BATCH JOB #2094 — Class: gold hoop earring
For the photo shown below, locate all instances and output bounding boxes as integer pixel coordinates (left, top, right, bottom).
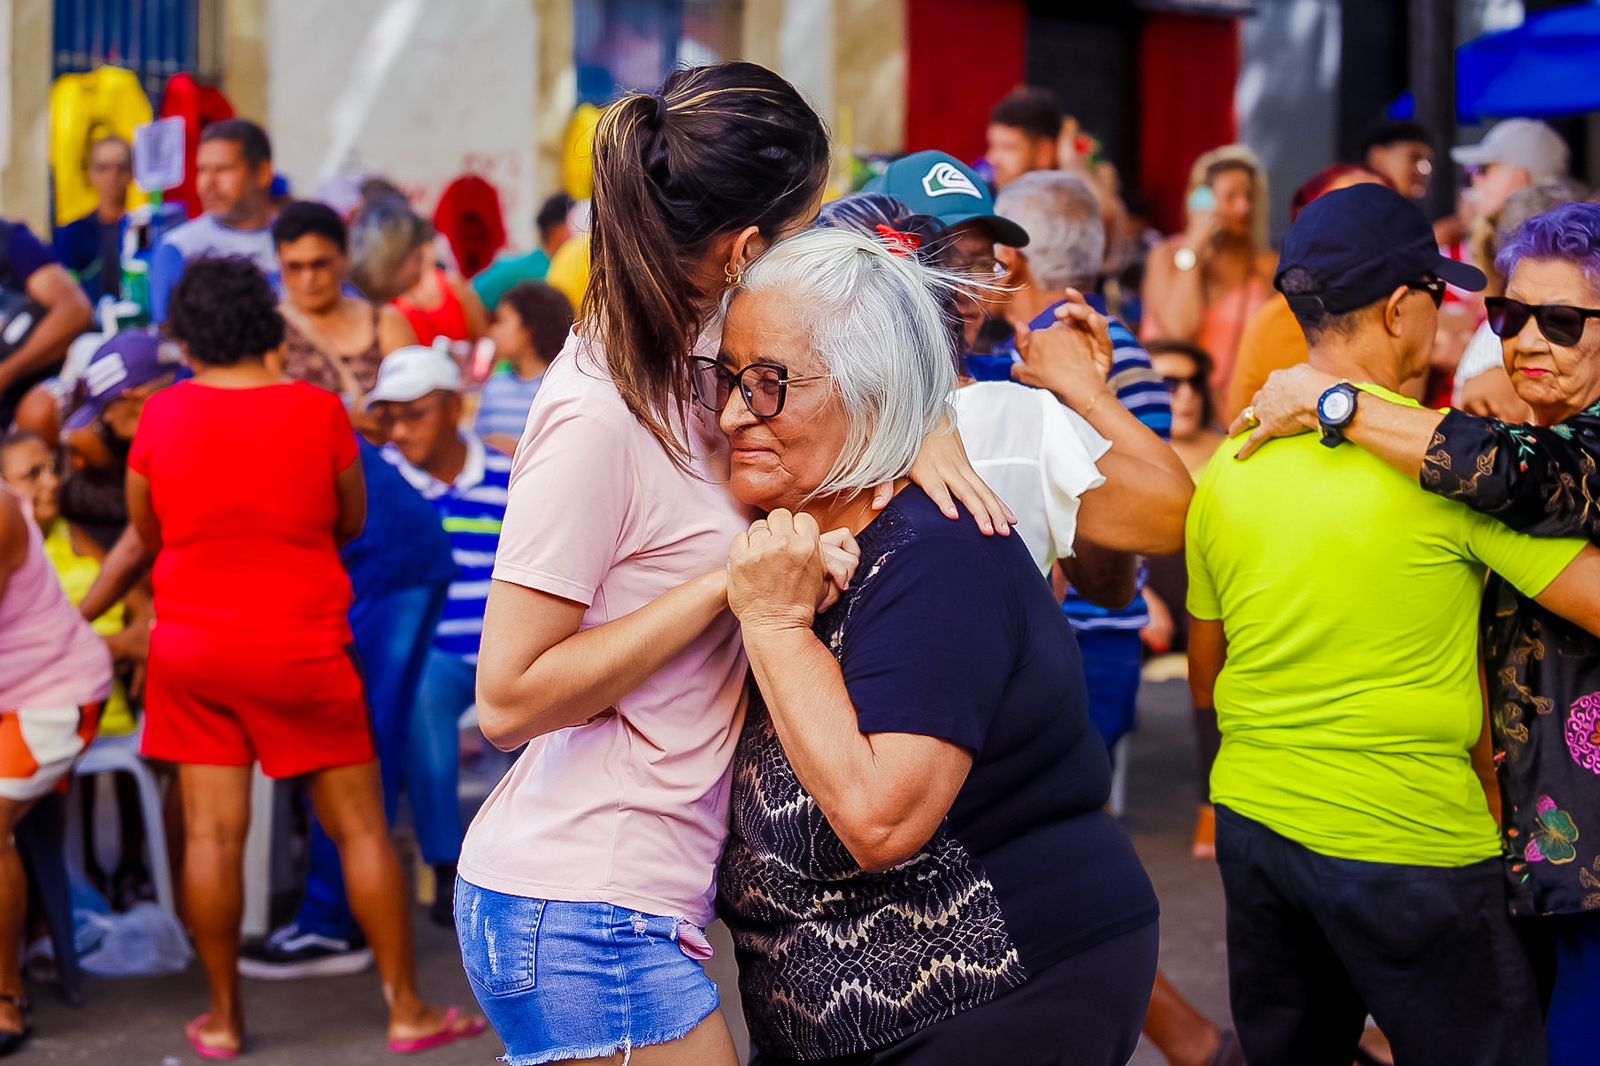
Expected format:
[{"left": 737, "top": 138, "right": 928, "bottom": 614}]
[{"left": 724, "top": 261, "right": 744, "bottom": 286}]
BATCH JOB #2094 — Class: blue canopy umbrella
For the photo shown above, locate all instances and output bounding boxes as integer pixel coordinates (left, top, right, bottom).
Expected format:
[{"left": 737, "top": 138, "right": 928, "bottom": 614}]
[{"left": 1458, "top": 2, "right": 1600, "bottom": 122}]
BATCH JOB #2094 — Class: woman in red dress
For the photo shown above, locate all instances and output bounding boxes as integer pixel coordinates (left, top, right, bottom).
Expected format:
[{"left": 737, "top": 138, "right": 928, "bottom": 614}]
[{"left": 128, "top": 257, "right": 482, "bottom": 1058}]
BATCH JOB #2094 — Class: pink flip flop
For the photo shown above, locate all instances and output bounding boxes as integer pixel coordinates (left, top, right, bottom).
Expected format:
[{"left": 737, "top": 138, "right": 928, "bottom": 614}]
[
  {"left": 185, "top": 1014, "right": 242, "bottom": 1060},
  {"left": 388, "top": 1007, "right": 487, "bottom": 1055}
]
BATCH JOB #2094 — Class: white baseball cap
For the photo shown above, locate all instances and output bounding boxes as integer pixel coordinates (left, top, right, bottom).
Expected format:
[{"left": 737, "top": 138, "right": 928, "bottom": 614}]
[
  {"left": 365, "top": 345, "right": 462, "bottom": 405},
  {"left": 1451, "top": 119, "right": 1570, "bottom": 179}
]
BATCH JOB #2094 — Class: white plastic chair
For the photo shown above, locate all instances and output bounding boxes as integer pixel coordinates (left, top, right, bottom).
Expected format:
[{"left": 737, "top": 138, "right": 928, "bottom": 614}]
[{"left": 67, "top": 732, "right": 176, "bottom": 917}]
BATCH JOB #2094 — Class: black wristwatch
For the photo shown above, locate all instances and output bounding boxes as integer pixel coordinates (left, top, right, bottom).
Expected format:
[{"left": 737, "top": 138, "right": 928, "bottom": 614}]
[{"left": 1317, "top": 383, "right": 1360, "bottom": 448}]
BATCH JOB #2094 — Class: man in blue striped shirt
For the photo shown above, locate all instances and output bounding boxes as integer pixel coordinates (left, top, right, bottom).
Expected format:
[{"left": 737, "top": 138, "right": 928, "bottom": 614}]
[
  {"left": 368, "top": 345, "right": 512, "bottom": 924},
  {"left": 993, "top": 172, "right": 1173, "bottom": 752}
]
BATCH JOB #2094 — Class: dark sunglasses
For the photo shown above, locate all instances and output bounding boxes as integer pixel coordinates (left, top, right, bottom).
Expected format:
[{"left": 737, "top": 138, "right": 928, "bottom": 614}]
[
  {"left": 689, "top": 356, "right": 829, "bottom": 419},
  {"left": 1485, "top": 296, "right": 1600, "bottom": 347},
  {"left": 1406, "top": 276, "right": 1446, "bottom": 308},
  {"left": 1162, "top": 372, "right": 1206, "bottom": 393}
]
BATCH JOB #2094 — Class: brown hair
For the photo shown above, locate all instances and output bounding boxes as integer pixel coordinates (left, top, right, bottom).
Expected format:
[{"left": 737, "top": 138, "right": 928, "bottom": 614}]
[
  {"left": 588, "top": 61, "right": 830, "bottom": 464},
  {"left": 501, "top": 282, "right": 575, "bottom": 364}
]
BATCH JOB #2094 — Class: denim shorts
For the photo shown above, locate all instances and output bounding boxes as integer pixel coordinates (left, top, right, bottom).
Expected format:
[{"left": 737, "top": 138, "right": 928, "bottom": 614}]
[{"left": 455, "top": 880, "right": 721, "bottom": 1065}]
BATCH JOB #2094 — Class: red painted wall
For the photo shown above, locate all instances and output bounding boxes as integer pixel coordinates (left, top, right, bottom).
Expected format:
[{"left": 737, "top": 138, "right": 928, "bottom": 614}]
[
  {"left": 1138, "top": 12, "right": 1242, "bottom": 235},
  {"left": 904, "top": 0, "right": 1027, "bottom": 164}
]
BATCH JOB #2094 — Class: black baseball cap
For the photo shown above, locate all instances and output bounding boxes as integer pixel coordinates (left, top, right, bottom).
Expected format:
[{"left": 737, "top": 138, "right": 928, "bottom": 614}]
[
  {"left": 864, "top": 151, "right": 1030, "bottom": 248},
  {"left": 1276, "top": 183, "right": 1485, "bottom": 314}
]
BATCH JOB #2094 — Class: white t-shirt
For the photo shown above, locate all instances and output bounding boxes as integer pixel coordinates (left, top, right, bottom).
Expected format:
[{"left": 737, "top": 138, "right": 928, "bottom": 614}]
[
  {"left": 1452, "top": 320, "right": 1503, "bottom": 404},
  {"left": 949, "top": 381, "right": 1109, "bottom": 576}
]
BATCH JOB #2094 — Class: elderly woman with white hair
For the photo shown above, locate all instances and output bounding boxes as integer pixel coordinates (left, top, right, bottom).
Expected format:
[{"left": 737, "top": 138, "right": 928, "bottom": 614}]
[{"left": 709, "top": 228, "right": 1160, "bottom": 1066}]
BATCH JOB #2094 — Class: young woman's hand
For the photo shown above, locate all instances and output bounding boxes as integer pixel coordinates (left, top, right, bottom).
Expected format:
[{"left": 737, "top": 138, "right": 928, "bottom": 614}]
[
  {"left": 817, "top": 527, "right": 861, "bottom": 614},
  {"left": 884, "top": 425, "right": 1016, "bottom": 535}
]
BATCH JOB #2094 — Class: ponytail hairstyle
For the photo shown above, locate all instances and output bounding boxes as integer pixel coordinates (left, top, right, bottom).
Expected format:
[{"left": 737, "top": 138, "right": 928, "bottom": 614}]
[{"left": 588, "top": 61, "right": 830, "bottom": 464}]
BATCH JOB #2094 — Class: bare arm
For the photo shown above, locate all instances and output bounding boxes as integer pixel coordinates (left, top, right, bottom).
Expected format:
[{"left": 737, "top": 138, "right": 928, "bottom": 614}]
[
  {"left": 0, "top": 265, "right": 92, "bottom": 392},
  {"left": 1534, "top": 546, "right": 1600, "bottom": 639},
  {"left": 1232, "top": 363, "right": 1445, "bottom": 474},
  {"left": 1188, "top": 616, "right": 1226, "bottom": 713},
  {"left": 455, "top": 278, "right": 490, "bottom": 343},
  {"left": 473, "top": 572, "right": 734, "bottom": 751},
  {"left": 0, "top": 494, "right": 27, "bottom": 606},
  {"left": 1142, "top": 235, "right": 1209, "bottom": 342},
  {"left": 1012, "top": 295, "right": 1193, "bottom": 555},
  {"left": 1060, "top": 540, "right": 1137, "bottom": 611},
  {"left": 730, "top": 510, "right": 973, "bottom": 872},
  {"left": 376, "top": 304, "right": 419, "bottom": 355},
  {"left": 333, "top": 458, "right": 367, "bottom": 547},
  {"left": 79, "top": 522, "right": 155, "bottom": 621}
]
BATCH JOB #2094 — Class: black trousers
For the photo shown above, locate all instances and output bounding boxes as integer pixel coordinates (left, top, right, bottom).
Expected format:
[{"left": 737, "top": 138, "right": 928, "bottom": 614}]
[
  {"left": 750, "top": 920, "right": 1159, "bottom": 1066},
  {"left": 1215, "top": 804, "right": 1546, "bottom": 1066}
]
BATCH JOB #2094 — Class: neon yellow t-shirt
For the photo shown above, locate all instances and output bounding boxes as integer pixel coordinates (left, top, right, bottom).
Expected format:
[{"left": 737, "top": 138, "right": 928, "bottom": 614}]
[{"left": 1186, "top": 386, "right": 1587, "bottom": 867}]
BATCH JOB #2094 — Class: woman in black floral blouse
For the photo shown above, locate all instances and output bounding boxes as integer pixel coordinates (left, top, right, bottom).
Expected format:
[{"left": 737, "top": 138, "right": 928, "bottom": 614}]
[{"left": 1234, "top": 201, "right": 1600, "bottom": 1066}]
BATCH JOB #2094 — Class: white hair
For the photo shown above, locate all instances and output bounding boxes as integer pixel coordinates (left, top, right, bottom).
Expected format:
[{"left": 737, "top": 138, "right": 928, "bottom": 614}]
[
  {"left": 728, "top": 227, "right": 958, "bottom": 496},
  {"left": 995, "top": 171, "right": 1105, "bottom": 291}
]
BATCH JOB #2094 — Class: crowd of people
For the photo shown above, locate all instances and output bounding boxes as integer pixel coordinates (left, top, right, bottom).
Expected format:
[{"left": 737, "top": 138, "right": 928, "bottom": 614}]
[{"left": 0, "top": 56, "right": 1598, "bottom": 1066}]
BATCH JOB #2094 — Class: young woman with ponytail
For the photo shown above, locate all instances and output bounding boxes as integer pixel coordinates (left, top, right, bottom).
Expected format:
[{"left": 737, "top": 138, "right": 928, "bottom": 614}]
[{"left": 457, "top": 62, "right": 1011, "bottom": 1066}]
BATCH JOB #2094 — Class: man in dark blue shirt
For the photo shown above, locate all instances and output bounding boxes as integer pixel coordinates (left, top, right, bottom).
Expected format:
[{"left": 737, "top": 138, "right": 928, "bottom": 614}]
[
  {"left": 53, "top": 135, "right": 133, "bottom": 303},
  {"left": 0, "top": 220, "right": 93, "bottom": 427}
]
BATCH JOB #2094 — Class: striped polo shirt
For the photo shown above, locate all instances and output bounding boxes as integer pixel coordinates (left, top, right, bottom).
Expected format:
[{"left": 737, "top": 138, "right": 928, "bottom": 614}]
[
  {"left": 995, "top": 296, "right": 1171, "bottom": 633},
  {"left": 383, "top": 432, "right": 511, "bottom": 662}
]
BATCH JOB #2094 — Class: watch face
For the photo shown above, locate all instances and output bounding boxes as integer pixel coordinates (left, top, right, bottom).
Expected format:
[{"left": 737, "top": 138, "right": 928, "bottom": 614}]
[{"left": 1321, "top": 390, "right": 1354, "bottom": 423}]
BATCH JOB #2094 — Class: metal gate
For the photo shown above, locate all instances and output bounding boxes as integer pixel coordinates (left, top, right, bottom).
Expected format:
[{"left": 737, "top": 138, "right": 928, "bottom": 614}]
[{"left": 52, "top": 0, "right": 222, "bottom": 102}]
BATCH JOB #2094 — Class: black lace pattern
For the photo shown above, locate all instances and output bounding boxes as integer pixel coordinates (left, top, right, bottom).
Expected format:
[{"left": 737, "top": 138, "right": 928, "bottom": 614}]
[
  {"left": 1425, "top": 403, "right": 1600, "bottom": 916},
  {"left": 716, "top": 507, "right": 1026, "bottom": 1060}
]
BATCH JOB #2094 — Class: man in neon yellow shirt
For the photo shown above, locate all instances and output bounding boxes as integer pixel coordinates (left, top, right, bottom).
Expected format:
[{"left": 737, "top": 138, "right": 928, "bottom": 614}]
[{"left": 1187, "top": 183, "right": 1600, "bottom": 1066}]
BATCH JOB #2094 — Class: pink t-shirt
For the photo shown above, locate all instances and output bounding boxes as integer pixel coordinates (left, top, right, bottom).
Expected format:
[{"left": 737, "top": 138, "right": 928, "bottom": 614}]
[
  {"left": 457, "top": 332, "right": 749, "bottom": 926},
  {"left": 0, "top": 491, "right": 112, "bottom": 709}
]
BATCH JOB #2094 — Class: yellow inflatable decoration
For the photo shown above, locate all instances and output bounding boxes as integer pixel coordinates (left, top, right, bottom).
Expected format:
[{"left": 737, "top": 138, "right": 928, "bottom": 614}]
[
  {"left": 562, "top": 104, "right": 601, "bottom": 202},
  {"left": 546, "top": 233, "right": 591, "bottom": 317},
  {"left": 50, "top": 66, "right": 153, "bottom": 227}
]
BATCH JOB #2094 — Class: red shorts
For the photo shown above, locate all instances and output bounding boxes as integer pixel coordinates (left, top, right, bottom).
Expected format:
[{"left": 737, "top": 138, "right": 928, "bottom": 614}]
[{"left": 142, "top": 624, "right": 374, "bottom": 779}]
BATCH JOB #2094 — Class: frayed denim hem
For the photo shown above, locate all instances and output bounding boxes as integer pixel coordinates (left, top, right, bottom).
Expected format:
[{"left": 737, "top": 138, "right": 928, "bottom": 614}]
[{"left": 498, "top": 990, "right": 721, "bottom": 1066}]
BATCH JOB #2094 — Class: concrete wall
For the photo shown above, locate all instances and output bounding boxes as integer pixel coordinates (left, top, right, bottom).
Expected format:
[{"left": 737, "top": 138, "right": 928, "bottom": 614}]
[
  {"left": 1237, "top": 0, "right": 1341, "bottom": 242},
  {"left": 0, "top": 0, "right": 53, "bottom": 231},
  {"left": 263, "top": 0, "right": 541, "bottom": 248}
]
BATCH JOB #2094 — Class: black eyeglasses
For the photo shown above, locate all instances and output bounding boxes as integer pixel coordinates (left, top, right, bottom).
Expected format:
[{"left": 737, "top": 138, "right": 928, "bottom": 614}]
[
  {"left": 689, "top": 356, "right": 829, "bottom": 419},
  {"left": 1407, "top": 276, "right": 1447, "bottom": 308},
  {"left": 1485, "top": 296, "right": 1600, "bottom": 348}
]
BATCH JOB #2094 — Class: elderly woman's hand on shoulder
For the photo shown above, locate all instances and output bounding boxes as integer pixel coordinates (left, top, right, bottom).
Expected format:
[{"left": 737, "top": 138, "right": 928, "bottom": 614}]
[{"left": 729, "top": 511, "right": 861, "bottom": 631}]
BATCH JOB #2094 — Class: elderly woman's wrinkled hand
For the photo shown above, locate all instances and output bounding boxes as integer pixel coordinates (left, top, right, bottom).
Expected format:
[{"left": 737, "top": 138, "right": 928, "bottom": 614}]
[
  {"left": 1231, "top": 364, "right": 1341, "bottom": 460},
  {"left": 728, "top": 510, "right": 831, "bottom": 632},
  {"left": 1012, "top": 290, "right": 1116, "bottom": 413}
]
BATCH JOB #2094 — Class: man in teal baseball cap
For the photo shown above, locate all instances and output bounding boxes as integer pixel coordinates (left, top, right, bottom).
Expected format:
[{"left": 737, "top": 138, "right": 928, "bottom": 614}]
[
  {"left": 867, "top": 150, "right": 1029, "bottom": 351},
  {"left": 865, "top": 150, "right": 1030, "bottom": 247}
]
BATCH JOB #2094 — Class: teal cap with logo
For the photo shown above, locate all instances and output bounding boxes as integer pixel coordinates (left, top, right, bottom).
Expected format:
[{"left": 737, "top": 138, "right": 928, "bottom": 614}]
[{"left": 863, "top": 150, "right": 1029, "bottom": 247}]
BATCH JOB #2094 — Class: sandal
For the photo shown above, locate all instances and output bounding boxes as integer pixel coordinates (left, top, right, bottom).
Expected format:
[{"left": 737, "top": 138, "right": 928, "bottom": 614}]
[
  {"left": 186, "top": 1014, "right": 242, "bottom": 1060},
  {"left": 0, "top": 995, "right": 30, "bottom": 1058},
  {"left": 388, "top": 1007, "right": 486, "bottom": 1055}
]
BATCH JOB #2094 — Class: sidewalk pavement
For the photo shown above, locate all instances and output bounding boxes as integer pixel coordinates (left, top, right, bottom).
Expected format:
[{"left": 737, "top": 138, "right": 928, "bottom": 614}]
[{"left": 29, "top": 679, "right": 1228, "bottom": 1065}]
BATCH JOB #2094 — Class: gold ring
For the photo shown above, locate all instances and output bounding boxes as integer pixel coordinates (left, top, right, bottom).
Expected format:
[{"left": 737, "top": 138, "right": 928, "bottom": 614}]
[{"left": 1242, "top": 405, "right": 1258, "bottom": 427}]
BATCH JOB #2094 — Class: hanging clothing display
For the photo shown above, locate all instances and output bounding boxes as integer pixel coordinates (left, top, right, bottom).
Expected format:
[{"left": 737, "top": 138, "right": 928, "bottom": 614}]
[
  {"left": 433, "top": 175, "right": 507, "bottom": 280},
  {"left": 49, "top": 66, "right": 153, "bottom": 228},
  {"left": 158, "top": 73, "right": 237, "bottom": 219}
]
